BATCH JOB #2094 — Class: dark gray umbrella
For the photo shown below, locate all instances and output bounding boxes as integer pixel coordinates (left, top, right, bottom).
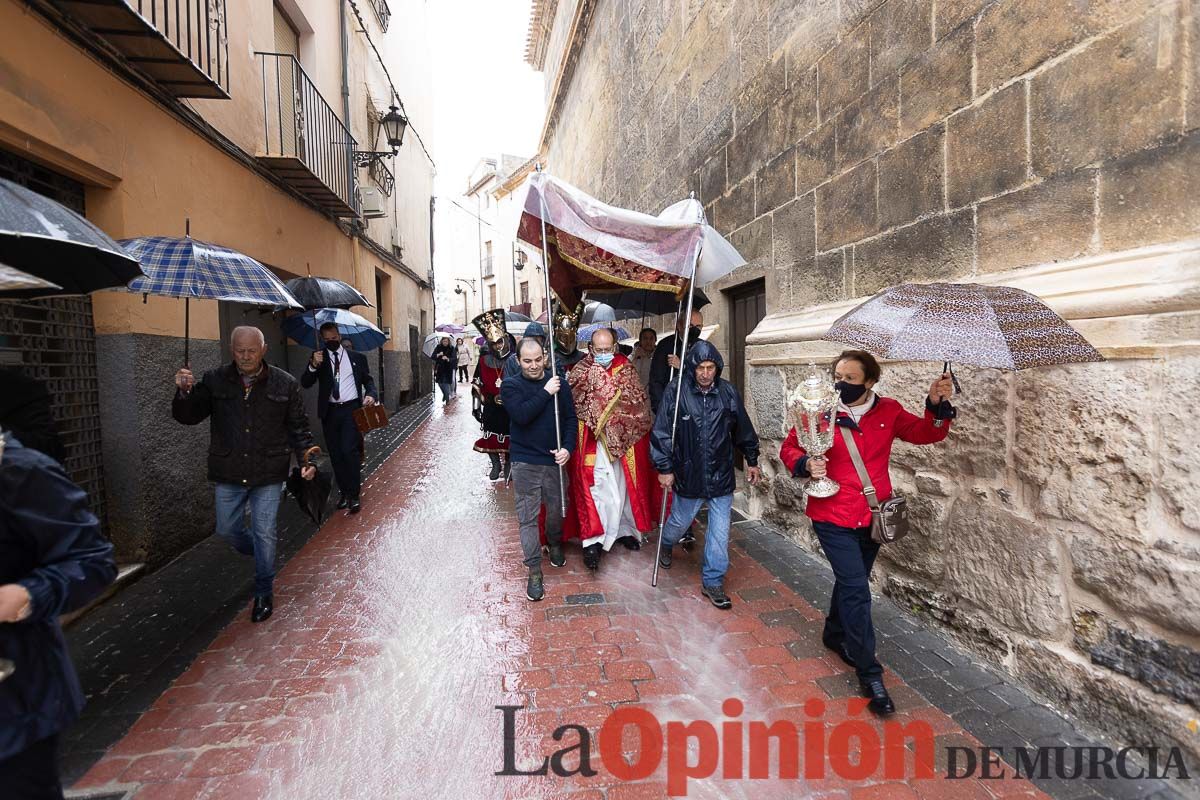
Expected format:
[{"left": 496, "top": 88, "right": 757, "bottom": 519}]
[
  {"left": 824, "top": 283, "right": 1104, "bottom": 390},
  {"left": 283, "top": 276, "right": 372, "bottom": 310},
  {"left": 586, "top": 287, "right": 710, "bottom": 320},
  {"left": 0, "top": 177, "right": 143, "bottom": 294}
]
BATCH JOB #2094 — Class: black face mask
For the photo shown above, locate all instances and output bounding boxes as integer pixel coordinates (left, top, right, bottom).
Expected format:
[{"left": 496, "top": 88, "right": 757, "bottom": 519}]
[
  {"left": 834, "top": 381, "right": 868, "bottom": 404},
  {"left": 687, "top": 325, "right": 701, "bottom": 340},
  {"left": 324, "top": 340, "right": 341, "bottom": 352}
]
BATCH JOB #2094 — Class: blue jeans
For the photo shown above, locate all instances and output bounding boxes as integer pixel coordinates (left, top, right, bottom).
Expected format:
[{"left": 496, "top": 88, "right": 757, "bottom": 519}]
[
  {"left": 662, "top": 493, "right": 732, "bottom": 588},
  {"left": 214, "top": 482, "right": 283, "bottom": 596},
  {"left": 813, "top": 521, "right": 883, "bottom": 682}
]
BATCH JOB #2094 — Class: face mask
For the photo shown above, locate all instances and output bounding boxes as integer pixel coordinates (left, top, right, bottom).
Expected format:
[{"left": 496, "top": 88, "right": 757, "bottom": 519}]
[
  {"left": 834, "top": 380, "right": 867, "bottom": 404},
  {"left": 594, "top": 352, "right": 614, "bottom": 367},
  {"left": 688, "top": 325, "right": 702, "bottom": 340},
  {"left": 324, "top": 340, "right": 341, "bottom": 351}
]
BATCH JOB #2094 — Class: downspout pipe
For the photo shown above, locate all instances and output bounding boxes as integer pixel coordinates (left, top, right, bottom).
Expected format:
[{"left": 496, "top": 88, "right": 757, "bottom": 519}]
[{"left": 339, "top": 0, "right": 355, "bottom": 220}]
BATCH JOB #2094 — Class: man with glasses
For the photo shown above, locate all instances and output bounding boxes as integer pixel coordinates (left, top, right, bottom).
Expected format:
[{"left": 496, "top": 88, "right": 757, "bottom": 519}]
[{"left": 566, "top": 328, "right": 658, "bottom": 571}]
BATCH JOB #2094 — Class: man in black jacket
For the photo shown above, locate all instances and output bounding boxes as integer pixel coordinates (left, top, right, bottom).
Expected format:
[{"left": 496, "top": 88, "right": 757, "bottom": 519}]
[
  {"left": 647, "top": 309, "right": 704, "bottom": 414},
  {"left": 174, "top": 325, "right": 320, "bottom": 622},
  {"left": 501, "top": 338, "right": 576, "bottom": 603},
  {"left": 650, "top": 340, "right": 761, "bottom": 609},
  {"left": 0, "top": 433, "right": 116, "bottom": 798},
  {"left": 0, "top": 367, "right": 65, "bottom": 463},
  {"left": 300, "top": 322, "right": 378, "bottom": 514}
]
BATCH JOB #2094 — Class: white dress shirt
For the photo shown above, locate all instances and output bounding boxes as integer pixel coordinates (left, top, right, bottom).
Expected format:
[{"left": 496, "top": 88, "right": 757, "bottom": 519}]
[{"left": 309, "top": 349, "right": 359, "bottom": 404}]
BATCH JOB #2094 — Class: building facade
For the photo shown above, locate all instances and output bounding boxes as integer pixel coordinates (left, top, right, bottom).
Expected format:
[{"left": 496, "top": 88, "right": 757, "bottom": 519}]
[
  {"left": 527, "top": 0, "right": 1200, "bottom": 768},
  {"left": 435, "top": 154, "right": 547, "bottom": 325},
  {"left": 0, "top": 0, "right": 435, "bottom": 568}
]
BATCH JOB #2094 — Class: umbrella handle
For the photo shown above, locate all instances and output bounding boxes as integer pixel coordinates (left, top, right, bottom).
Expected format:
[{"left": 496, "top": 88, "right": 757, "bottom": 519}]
[
  {"left": 301, "top": 446, "right": 322, "bottom": 466},
  {"left": 942, "top": 360, "right": 963, "bottom": 397}
]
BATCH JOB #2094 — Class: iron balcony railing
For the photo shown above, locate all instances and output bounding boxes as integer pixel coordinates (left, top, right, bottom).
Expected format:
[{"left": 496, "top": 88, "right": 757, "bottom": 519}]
[
  {"left": 370, "top": 0, "right": 392, "bottom": 32},
  {"left": 54, "top": 0, "right": 230, "bottom": 98},
  {"left": 255, "top": 52, "right": 358, "bottom": 216},
  {"left": 369, "top": 158, "right": 394, "bottom": 196},
  {"left": 481, "top": 255, "right": 494, "bottom": 277}
]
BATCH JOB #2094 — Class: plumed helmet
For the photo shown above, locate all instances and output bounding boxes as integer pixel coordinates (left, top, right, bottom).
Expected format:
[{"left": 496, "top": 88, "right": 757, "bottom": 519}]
[{"left": 553, "top": 301, "right": 583, "bottom": 353}]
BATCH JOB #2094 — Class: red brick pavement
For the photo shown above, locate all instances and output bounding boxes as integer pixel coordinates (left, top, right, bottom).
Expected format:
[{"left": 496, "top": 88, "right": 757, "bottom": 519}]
[{"left": 73, "top": 401, "right": 1046, "bottom": 799}]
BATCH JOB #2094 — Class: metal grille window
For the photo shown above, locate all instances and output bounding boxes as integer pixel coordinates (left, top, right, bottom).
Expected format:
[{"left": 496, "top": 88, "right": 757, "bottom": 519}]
[{"left": 0, "top": 151, "right": 109, "bottom": 533}]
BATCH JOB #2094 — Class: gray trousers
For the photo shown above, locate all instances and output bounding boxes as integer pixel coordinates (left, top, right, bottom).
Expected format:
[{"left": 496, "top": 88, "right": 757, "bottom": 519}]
[{"left": 511, "top": 461, "right": 569, "bottom": 570}]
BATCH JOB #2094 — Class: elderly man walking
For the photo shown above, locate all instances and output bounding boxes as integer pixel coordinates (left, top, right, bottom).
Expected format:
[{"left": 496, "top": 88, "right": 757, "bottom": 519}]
[
  {"left": 651, "top": 340, "right": 761, "bottom": 609},
  {"left": 501, "top": 338, "right": 576, "bottom": 602},
  {"left": 173, "top": 326, "right": 321, "bottom": 622}
]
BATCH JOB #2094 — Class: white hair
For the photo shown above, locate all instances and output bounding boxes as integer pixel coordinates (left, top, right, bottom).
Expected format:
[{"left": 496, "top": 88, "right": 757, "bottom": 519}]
[{"left": 230, "top": 326, "right": 266, "bottom": 347}]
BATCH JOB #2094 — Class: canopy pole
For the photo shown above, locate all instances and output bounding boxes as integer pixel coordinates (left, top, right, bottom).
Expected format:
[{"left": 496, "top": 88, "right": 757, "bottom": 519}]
[
  {"left": 184, "top": 296, "right": 190, "bottom": 368},
  {"left": 534, "top": 164, "right": 567, "bottom": 517},
  {"left": 652, "top": 244, "right": 701, "bottom": 588}
]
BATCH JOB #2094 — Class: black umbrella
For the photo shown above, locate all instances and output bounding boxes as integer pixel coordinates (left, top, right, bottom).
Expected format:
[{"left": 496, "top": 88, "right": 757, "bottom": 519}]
[
  {"left": 585, "top": 287, "right": 710, "bottom": 320},
  {"left": 286, "top": 448, "right": 332, "bottom": 524},
  {"left": 0, "top": 178, "right": 143, "bottom": 294},
  {"left": 283, "top": 276, "right": 372, "bottom": 310}
]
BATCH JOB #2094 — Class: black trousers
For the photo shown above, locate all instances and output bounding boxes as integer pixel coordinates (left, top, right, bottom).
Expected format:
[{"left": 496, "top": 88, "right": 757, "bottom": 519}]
[
  {"left": 0, "top": 734, "right": 63, "bottom": 800},
  {"left": 323, "top": 400, "right": 363, "bottom": 501},
  {"left": 813, "top": 520, "right": 883, "bottom": 682}
]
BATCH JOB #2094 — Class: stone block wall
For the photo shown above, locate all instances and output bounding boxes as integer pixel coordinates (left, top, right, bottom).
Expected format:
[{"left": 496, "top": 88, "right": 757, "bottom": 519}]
[{"left": 538, "top": 0, "right": 1200, "bottom": 770}]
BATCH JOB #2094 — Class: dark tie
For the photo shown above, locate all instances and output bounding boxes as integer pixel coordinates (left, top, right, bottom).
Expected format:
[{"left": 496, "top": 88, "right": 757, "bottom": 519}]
[{"left": 331, "top": 351, "right": 341, "bottom": 401}]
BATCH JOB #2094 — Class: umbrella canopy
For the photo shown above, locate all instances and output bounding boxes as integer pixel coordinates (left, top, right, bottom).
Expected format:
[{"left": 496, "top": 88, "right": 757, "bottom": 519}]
[
  {"left": 422, "top": 331, "right": 459, "bottom": 359},
  {"left": 580, "top": 301, "right": 616, "bottom": 324},
  {"left": 123, "top": 236, "right": 302, "bottom": 307},
  {"left": 586, "top": 287, "right": 711, "bottom": 320},
  {"left": 578, "top": 322, "right": 632, "bottom": 343},
  {"left": 283, "top": 276, "right": 371, "bottom": 310},
  {"left": 824, "top": 283, "right": 1105, "bottom": 371},
  {"left": 435, "top": 323, "right": 465, "bottom": 335},
  {"left": 517, "top": 172, "right": 745, "bottom": 308},
  {"left": 0, "top": 263, "right": 61, "bottom": 297},
  {"left": 282, "top": 308, "right": 387, "bottom": 351},
  {"left": 0, "top": 177, "right": 143, "bottom": 293}
]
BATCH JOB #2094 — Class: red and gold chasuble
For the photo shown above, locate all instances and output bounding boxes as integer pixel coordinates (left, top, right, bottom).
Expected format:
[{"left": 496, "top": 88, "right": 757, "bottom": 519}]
[{"left": 565, "top": 354, "right": 659, "bottom": 539}]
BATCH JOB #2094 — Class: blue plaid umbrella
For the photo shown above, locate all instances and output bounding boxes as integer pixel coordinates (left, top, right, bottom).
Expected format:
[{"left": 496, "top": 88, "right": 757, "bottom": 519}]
[
  {"left": 282, "top": 308, "right": 387, "bottom": 352},
  {"left": 121, "top": 234, "right": 301, "bottom": 365}
]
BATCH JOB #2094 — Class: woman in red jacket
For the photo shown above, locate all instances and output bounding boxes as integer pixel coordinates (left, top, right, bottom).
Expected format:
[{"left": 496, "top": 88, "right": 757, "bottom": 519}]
[{"left": 780, "top": 350, "right": 956, "bottom": 715}]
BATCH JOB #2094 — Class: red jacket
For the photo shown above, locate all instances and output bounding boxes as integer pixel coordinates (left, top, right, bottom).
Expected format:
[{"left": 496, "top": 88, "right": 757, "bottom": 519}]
[{"left": 779, "top": 395, "right": 952, "bottom": 529}]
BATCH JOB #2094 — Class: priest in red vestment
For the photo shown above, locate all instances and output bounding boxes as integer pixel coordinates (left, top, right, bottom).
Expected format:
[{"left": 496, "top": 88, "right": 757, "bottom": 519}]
[{"left": 566, "top": 328, "right": 658, "bottom": 571}]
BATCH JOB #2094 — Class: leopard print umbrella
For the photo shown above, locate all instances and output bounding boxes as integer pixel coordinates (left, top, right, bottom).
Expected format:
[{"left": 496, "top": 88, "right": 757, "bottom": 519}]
[{"left": 823, "top": 283, "right": 1104, "bottom": 370}]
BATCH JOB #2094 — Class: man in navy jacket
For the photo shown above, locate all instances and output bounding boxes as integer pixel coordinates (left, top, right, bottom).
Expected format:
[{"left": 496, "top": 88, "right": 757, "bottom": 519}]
[
  {"left": 301, "top": 322, "right": 378, "bottom": 514},
  {"left": 0, "top": 433, "right": 116, "bottom": 797},
  {"left": 501, "top": 338, "right": 576, "bottom": 602},
  {"left": 651, "top": 341, "right": 761, "bottom": 609}
]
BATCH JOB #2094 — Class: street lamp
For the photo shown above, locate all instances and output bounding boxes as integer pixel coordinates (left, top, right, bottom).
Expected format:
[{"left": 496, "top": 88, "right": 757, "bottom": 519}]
[
  {"left": 353, "top": 104, "right": 409, "bottom": 167},
  {"left": 454, "top": 277, "right": 477, "bottom": 324}
]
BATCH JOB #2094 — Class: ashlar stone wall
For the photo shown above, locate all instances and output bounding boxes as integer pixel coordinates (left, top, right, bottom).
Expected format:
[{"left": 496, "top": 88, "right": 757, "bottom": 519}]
[{"left": 537, "top": 0, "right": 1200, "bottom": 769}]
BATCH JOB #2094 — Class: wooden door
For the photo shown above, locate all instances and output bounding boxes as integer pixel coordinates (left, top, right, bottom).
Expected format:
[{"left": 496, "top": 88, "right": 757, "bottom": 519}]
[{"left": 727, "top": 279, "right": 766, "bottom": 469}]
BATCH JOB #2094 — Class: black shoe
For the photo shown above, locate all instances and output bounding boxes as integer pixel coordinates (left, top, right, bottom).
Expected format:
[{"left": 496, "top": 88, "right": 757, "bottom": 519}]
[
  {"left": 823, "top": 638, "right": 856, "bottom": 669},
  {"left": 701, "top": 584, "right": 732, "bottom": 610},
  {"left": 348, "top": 498, "right": 361, "bottom": 514},
  {"left": 336, "top": 494, "right": 349, "bottom": 510},
  {"left": 860, "top": 679, "right": 896, "bottom": 715},
  {"left": 526, "top": 571, "right": 545, "bottom": 602},
  {"left": 658, "top": 546, "right": 672, "bottom": 569},
  {"left": 583, "top": 543, "right": 602, "bottom": 571},
  {"left": 251, "top": 594, "right": 273, "bottom": 623},
  {"left": 620, "top": 536, "right": 641, "bottom": 551},
  {"left": 548, "top": 543, "right": 565, "bottom": 568},
  {"left": 488, "top": 454, "right": 501, "bottom": 481}
]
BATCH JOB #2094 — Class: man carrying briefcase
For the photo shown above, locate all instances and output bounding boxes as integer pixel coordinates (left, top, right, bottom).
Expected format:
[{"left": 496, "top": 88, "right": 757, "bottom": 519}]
[{"left": 301, "top": 322, "right": 378, "bottom": 514}]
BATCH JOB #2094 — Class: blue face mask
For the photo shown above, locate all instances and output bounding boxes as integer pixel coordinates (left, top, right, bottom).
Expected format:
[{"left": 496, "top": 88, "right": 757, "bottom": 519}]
[{"left": 594, "top": 352, "right": 614, "bottom": 367}]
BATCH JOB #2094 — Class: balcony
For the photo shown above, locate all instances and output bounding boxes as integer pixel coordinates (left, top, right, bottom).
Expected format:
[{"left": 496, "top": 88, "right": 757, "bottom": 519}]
[
  {"left": 509, "top": 302, "right": 532, "bottom": 316},
  {"left": 481, "top": 255, "right": 494, "bottom": 278},
  {"left": 368, "top": 158, "right": 394, "bottom": 197},
  {"left": 52, "top": 0, "right": 230, "bottom": 98},
  {"left": 369, "top": 0, "right": 391, "bottom": 32},
  {"left": 255, "top": 52, "right": 358, "bottom": 217}
]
